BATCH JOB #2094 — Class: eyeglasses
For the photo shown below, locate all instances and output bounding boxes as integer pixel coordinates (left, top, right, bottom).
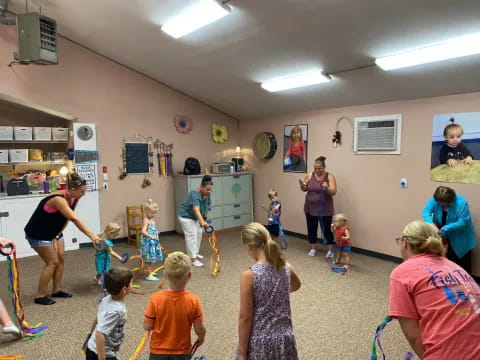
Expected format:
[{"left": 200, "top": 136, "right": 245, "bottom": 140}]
[{"left": 395, "top": 236, "right": 407, "bottom": 245}]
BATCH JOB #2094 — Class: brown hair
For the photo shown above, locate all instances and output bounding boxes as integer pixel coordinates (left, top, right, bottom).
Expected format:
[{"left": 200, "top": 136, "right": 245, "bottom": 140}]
[
  {"left": 165, "top": 251, "right": 191, "bottom": 282},
  {"left": 290, "top": 125, "right": 303, "bottom": 141},
  {"left": 66, "top": 173, "right": 87, "bottom": 190},
  {"left": 443, "top": 118, "right": 464, "bottom": 137},
  {"left": 104, "top": 267, "right": 133, "bottom": 296},
  {"left": 402, "top": 220, "right": 445, "bottom": 256},
  {"left": 314, "top": 156, "right": 327, "bottom": 167},
  {"left": 433, "top": 186, "right": 456, "bottom": 204},
  {"left": 241, "top": 222, "right": 285, "bottom": 271}
]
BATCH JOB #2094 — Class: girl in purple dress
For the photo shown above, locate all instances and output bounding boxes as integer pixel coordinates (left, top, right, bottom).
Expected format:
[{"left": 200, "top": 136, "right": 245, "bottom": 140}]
[{"left": 237, "top": 222, "right": 301, "bottom": 360}]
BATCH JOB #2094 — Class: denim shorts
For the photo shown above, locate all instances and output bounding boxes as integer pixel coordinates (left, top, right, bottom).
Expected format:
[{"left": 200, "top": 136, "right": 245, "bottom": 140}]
[
  {"left": 26, "top": 234, "right": 63, "bottom": 248},
  {"left": 335, "top": 245, "right": 351, "bottom": 252}
]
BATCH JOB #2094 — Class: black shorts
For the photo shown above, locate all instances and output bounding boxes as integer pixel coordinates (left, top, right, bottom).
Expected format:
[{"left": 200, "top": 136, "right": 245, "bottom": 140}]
[{"left": 266, "top": 223, "right": 280, "bottom": 237}]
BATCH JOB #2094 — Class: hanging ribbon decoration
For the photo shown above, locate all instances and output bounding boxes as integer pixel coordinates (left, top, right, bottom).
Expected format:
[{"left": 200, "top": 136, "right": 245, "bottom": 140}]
[
  {"left": 1, "top": 242, "right": 47, "bottom": 339},
  {"left": 129, "top": 331, "right": 150, "bottom": 360},
  {"left": 207, "top": 226, "right": 221, "bottom": 277},
  {"left": 370, "top": 316, "right": 414, "bottom": 360}
]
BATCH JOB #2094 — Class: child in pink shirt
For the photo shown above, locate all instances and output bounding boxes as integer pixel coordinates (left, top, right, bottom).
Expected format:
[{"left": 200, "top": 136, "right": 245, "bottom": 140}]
[{"left": 389, "top": 220, "right": 480, "bottom": 360}]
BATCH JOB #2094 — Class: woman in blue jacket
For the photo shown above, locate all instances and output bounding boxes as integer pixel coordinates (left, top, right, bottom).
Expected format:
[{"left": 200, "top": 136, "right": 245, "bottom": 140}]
[{"left": 422, "top": 186, "right": 476, "bottom": 274}]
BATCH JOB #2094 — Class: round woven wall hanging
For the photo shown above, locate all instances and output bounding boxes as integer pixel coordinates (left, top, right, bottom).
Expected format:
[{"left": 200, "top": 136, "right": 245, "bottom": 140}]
[{"left": 253, "top": 132, "right": 277, "bottom": 160}]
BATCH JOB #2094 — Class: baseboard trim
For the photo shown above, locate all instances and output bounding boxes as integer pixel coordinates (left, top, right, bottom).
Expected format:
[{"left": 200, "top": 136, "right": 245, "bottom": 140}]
[{"left": 283, "top": 229, "right": 403, "bottom": 264}]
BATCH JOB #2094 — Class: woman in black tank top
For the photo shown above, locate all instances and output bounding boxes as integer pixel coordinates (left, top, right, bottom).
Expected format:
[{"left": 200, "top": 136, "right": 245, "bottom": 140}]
[{"left": 24, "top": 173, "right": 102, "bottom": 305}]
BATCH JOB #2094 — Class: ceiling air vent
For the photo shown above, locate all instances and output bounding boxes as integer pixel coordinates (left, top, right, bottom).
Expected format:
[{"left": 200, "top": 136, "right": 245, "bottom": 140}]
[
  {"left": 14, "top": 12, "right": 58, "bottom": 64},
  {"left": 354, "top": 114, "right": 402, "bottom": 154}
]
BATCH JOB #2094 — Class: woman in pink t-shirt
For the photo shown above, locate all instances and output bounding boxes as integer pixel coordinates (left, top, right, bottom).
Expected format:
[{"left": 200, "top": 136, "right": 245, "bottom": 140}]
[{"left": 389, "top": 220, "right": 480, "bottom": 360}]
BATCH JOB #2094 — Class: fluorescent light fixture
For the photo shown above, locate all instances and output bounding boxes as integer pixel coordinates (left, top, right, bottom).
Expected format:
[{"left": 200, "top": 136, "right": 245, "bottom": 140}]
[
  {"left": 375, "top": 33, "right": 480, "bottom": 70},
  {"left": 261, "top": 70, "right": 331, "bottom": 92},
  {"left": 161, "top": 0, "right": 231, "bottom": 39}
]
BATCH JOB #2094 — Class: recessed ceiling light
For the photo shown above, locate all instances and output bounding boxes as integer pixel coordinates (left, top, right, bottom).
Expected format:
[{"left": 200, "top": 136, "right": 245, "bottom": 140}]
[
  {"left": 375, "top": 33, "right": 480, "bottom": 70},
  {"left": 161, "top": 0, "right": 231, "bottom": 39},
  {"left": 261, "top": 70, "right": 331, "bottom": 92}
]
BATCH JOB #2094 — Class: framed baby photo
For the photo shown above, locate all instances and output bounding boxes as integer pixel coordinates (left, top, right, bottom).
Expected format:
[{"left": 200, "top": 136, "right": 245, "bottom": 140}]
[
  {"left": 430, "top": 112, "right": 480, "bottom": 184},
  {"left": 283, "top": 124, "right": 308, "bottom": 173}
]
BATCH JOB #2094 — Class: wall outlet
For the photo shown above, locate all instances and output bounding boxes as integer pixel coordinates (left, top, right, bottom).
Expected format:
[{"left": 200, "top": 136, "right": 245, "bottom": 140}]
[
  {"left": 400, "top": 178, "right": 407, "bottom": 188},
  {"left": 103, "top": 183, "right": 109, "bottom": 190}
]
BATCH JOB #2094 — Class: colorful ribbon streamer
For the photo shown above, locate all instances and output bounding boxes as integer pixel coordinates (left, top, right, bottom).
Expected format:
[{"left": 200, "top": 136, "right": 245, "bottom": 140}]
[
  {"left": 209, "top": 232, "right": 221, "bottom": 277},
  {"left": 370, "top": 316, "right": 414, "bottom": 360},
  {"left": 0, "top": 355, "right": 23, "bottom": 360},
  {"left": 326, "top": 256, "right": 348, "bottom": 275},
  {"left": 1, "top": 242, "right": 47, "bottom": 339},
  {"left": 129, "top": 331, "right": 150, "bottom": 360}
]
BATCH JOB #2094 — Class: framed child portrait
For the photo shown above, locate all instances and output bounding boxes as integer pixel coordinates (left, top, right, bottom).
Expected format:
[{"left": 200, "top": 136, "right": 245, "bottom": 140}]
[
  {"left": 283, "top": 124, "right": 308, "bottom": 173},
  {"left": 430, "top": 112, "right": 480, "bottom": 184}
]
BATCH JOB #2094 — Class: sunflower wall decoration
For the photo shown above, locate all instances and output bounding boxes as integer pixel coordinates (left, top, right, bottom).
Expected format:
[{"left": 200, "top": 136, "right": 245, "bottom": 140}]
[
  {"left": 212, "top": 123, "right": 229, "bottom": 143},
  {"left": 174, "top": 115, "right": 193, "bottom": 134}
]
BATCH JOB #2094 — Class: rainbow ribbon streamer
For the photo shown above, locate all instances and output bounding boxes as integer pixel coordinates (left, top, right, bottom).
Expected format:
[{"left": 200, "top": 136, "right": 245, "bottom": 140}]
[
  {"left": 370, "top": 316, "right": 414, "bottom": 360},
  {"left": 209, "top": 232, "right": 221, "bottom": 277},
  {"left": 3, "top": 243, "right": 47, "bottom": 339},
  {"left": 129, "top": 331, "right": 150, "bottom": 360}
]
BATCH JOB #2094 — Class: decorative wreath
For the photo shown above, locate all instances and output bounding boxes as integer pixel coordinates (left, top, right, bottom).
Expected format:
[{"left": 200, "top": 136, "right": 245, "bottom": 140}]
[
  {"left": 212, "top": 123, "right": 229, "bottom": 143},
  {"left": 174, "top": 115, "right": 193, "bottom": 134}
]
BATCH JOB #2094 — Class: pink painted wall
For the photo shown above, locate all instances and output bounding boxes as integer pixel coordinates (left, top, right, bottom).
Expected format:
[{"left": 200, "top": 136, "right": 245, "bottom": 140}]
[
  {"left": 240, "top": 92, "right": 480, "bottom": 275},
  {"left": 0, "top": 25, "right": 239, "bottom": 234}
]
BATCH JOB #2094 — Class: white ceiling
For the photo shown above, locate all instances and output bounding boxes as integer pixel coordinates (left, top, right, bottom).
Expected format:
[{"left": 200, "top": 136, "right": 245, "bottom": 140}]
[{"left": 8, "top": 0, "right": 480, "bottom": 120}]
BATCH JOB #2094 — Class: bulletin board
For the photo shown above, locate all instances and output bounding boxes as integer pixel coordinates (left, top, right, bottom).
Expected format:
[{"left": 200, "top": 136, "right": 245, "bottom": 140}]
[{"left": 124, "top": 142, "right": 152, "bottom": 174}]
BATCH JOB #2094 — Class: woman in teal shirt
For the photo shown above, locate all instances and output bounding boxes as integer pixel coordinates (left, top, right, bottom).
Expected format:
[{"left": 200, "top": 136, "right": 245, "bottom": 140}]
[
  {"left": 178, "top": 175, "right": 213, "bottom": 267},
  {"left": 422, "top": 186, "right": 476, "bottom": 275}
]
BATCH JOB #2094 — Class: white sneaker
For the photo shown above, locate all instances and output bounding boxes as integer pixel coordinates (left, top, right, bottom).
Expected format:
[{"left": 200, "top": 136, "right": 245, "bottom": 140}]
[
  {"left": 196, "top": 254, "right": 204, "bottom": 259},
  {"left": 192, "top": 260, "right": 204, "bottom": 267},
  {"left": 146, "top": 275, "right": 160, "bottom": 281},
  {"left": 3, "top": 325, "right": 21, "bottom": 338},
  {"left": 308, "top": 249, "right": 316, "bottom": 257}
]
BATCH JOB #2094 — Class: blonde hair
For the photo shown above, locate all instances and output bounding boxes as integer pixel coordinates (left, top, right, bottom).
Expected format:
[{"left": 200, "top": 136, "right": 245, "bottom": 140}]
[
  {"left": 333, "top": 214, "right": 348, "bottom": 226},
  {"left": 143, "top": 198, "right": 159, "bottom": 215},
  {"left": 165, "top": 252, "right": 191, "bottom": 282},
  {"left": 241, "top": 222, "right": 286, "bottom": 271},
  {"left": 267, "top": 188, "right": 278, "bottom": 200},
  {"left": 101, "top": 222, "right": 120, "bottom": 238},
  {"left": 443, "top": 118, "right": 464, "bottom": 137},
  {"left": 402, "top": 220, "right": 445, "bottom": 256},
  {"left": 290, "top": 125, "right": 303, "bottom": 141}
]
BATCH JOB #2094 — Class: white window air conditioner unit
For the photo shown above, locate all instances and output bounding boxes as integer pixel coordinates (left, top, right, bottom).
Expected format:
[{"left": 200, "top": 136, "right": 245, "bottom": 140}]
[
  {"left": 354, "top": 114, "right": 402, "bottom": 154},
  {"left": 14, "top": 12, "right": 58, "bottom": 64}
]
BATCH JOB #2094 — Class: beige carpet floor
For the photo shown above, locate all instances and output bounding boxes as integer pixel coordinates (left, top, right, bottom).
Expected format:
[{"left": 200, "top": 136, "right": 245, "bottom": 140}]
[{"left": 0, "top": 231, "right": 412, "bottom": 359}]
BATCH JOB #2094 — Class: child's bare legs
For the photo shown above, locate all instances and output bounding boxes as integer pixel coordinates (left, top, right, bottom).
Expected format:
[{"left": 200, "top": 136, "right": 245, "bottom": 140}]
[
  {"left": 0, "top": 299, "right": 20, "bottom": 337},
  {"left": 344, "top": 253, "right": 350, "bottom": 267},
  {"left": 336, "top": 251, "right": 343, "bottom": 264}
]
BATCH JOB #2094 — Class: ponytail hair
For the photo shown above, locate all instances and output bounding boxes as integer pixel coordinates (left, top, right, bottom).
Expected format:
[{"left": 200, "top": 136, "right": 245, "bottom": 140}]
[
  {"left": 241, "top": 222, "right": 286, "bottom": 271},
  {"left": 314, "top": 156, "right": 327, "bottom": 167},
  {"left": 66, "top": 172, "right": 87, "bottom": 190},
  {"left": 143, "top": 198, "right": 159, "bottom": 214},
  {"left": 402, "top": 220, "right": 445, "bottom": 256},
  {"left": 443, "top": 117, "right": 464, "bottom": 137},
  {"left": 201, "top": 175, "right": 213, "bottom": 187}
]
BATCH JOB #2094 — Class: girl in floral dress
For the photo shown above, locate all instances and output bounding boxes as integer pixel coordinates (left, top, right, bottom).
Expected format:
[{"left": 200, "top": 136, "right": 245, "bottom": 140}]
[
  {"left": 237, "top": 222, "right": 301, "bottom": 360},
  {"left": 139, "top": 198, "right": 163, "bottom": 281}
]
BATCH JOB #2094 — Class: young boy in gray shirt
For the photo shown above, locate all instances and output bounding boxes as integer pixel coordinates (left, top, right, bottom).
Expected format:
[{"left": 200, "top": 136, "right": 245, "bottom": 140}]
[{"left": 86, "top": 267, "right": 133, "bottom": 360}]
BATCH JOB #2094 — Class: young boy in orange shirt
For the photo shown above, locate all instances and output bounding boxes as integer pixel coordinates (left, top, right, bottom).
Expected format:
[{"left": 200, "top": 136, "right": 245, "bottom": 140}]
[{"left": 143, "top": 251, "right": 206, "bottom": 360}]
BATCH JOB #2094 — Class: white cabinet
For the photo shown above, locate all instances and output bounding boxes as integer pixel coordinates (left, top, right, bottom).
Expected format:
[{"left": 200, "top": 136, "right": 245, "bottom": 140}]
[{"left": 175, "top": 173, "right": 253, "bottom": 233}]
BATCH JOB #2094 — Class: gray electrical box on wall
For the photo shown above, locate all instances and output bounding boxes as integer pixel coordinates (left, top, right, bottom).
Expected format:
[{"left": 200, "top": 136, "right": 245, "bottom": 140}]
[{"left": 15, "top": 12, "right": 58, "bottom": 64}]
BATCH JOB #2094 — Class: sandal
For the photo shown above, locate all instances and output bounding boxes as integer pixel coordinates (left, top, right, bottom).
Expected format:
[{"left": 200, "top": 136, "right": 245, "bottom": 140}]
[
  {"left": 34, "top": 296, "right": 56, "bottom": 305},
  {"left": 51, "top": 290, "right": 73, "bottom": 298}
]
